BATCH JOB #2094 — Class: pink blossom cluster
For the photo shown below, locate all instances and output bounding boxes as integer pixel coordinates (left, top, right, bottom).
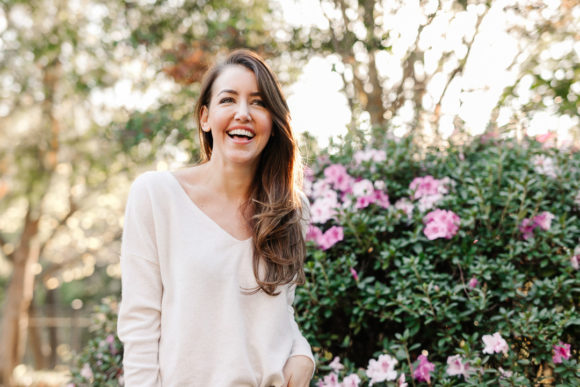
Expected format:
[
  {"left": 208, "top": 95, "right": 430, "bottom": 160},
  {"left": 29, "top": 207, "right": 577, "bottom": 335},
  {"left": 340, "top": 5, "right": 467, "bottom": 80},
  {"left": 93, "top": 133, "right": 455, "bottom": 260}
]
[
  {"left": 366, "top": 354, "right": 398, "bottom": 384},
  {"left": 317, "top": 357, "right": 361, "bottom": 387},
  {"left": 422, "top": 209, "right": 461, "bottom": 240},
  {"left": 310, "top": 180, "right": 339, "bottom": 224},
  {"left": 307, "top": 225, "right": 344, "bottom": 250},
  {"left": 519, "top": 211, "right": 556, "bottom": 240},
  {"left": 350, "top": 179, "right": 390, "bottom": 210},
  {"left": 409, "top": 175, "right": 454, "bottom": 212},
  {"left": 413, "top": 354, "right": 435, "bottom": 383},
  {"left": 308, "top": 163, "right": 391, "bottom": 227},
  {"left": 552, "top": 342, "right": 572, "bottom": 364},
  {"left": 482, "top": 332, "right": 509, "bottom": 355},
  {"left": 446, "top": 355, "right": 472, "bottom": 378}
]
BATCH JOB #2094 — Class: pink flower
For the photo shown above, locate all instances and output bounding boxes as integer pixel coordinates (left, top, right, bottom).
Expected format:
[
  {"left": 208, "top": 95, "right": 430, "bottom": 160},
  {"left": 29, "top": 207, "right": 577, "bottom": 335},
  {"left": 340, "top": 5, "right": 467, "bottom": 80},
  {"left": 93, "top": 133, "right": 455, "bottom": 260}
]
[
  {"left": 446, "top": 355, "right": 471, "bottom": 378},
  {"left": 533, "top": 211, "right": 555, "bottom": 231},
  {"left": 342, "top": 374, "right": 361, "bottom": 387},
  {"left": 552, "top": 342, "right": 571, "bottom": 364},
  {"left": 318, "top": 372, "right": 340, "bottom": 387},
  {"left": 468, "top": 277, "right": 478, "bottom": 289},
  {"left": 306, "top": 225, "right": 323, "bottom": 243},
  {"left": 318, "top": 226, "right": 344, "bottom": 250},
  {"left": 373, "top": 190, "right": 390, "bottom": 209},
  {"left": 410, "top": 176, "right": 440, "bottom": 199},
  {"left": 310, "top": 196, "right": 338, "bottom": 224},
  {"left": 355, "top": 195, "right": 375, "bottom": 209},
  {"left": 329, "top": 356, "right": 344, "bottom": 373},
  {"left": 571, "top": 255, "right": 579, "bottom": 270},
  {"left": 397, "top": 373, "right": 408, "bottom": 387},
  {"left": 536, "top": 132, "right": 555, "bottom": 144},
  {"left": 350, "top": 267, "right": 359, "bottom": 281},
  {"left": 324, "top": 164, "right": 354, "bottom": 192},
  {"left": 423, "top": 209, "right": 461, "bottom": 240},
  {"left": 519, "top": 218, "right": 536, "bottom": 240},
  {"left": 366, "top": 354, "right": 398, "bottom": 384},
  {"left": 413, "top": 354, "right": 435, "bottom": 383},
  {"left": 482, "top": 332, "right": 509, "bottom": 355}
]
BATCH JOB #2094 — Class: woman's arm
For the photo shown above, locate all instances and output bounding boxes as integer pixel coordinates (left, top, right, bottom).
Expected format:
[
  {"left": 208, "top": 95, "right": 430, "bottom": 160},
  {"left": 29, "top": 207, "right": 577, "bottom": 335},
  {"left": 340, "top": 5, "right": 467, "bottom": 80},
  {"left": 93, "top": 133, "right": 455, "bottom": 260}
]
[
  {"left": 117, "top": 173, "right": 163, "bottom": 386},
  {"left": 283, "top": 283, "right": 315, "bottom": 387}
]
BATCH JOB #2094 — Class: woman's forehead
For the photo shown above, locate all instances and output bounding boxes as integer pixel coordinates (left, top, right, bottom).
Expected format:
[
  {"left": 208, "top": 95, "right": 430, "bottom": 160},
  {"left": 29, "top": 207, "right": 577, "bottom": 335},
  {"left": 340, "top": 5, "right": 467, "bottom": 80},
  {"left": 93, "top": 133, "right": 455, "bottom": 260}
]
[{"left": 212, "top": 65, "right": 260, "bottom": 96}]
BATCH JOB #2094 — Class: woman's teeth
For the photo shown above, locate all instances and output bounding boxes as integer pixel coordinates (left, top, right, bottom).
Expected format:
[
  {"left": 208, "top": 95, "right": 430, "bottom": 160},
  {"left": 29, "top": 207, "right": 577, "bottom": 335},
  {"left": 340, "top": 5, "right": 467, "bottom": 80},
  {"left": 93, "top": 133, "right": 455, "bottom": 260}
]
[{"left": 227, "top": 129, "right": 254, "bottom": 139}]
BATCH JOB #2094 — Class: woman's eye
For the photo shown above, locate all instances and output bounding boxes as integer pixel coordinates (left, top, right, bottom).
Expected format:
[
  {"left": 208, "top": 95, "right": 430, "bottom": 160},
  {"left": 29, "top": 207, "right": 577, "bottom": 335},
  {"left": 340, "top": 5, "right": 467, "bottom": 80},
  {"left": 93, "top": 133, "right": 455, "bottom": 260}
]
[
  {"left": 219, "top": 97, "right": 234, "bottom": 104},
  {"left": 252, "top": 99, "right": 266, "bottom": 107}
]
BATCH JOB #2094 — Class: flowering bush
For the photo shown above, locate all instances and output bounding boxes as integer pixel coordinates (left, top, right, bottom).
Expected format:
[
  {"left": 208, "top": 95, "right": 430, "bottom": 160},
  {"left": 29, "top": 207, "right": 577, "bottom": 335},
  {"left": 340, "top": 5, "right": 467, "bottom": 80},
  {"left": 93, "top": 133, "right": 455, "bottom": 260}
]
[
  {"left": 296, "top": 134, "right": 580, "bottom": 385},
  {"left": 68, "top": 297, "right": 123, "bottom": 386}
]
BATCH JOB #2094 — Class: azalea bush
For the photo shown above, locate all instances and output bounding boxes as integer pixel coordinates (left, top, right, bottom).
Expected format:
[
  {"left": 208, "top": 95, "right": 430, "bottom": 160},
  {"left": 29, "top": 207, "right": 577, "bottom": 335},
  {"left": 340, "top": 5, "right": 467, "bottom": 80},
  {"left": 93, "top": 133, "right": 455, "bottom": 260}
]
[
  {"left": 68, "top": 297, "right": 124, "bottom": 386},
  {"left": 297, "top": 132, "right": 580, "bottom": 386}
]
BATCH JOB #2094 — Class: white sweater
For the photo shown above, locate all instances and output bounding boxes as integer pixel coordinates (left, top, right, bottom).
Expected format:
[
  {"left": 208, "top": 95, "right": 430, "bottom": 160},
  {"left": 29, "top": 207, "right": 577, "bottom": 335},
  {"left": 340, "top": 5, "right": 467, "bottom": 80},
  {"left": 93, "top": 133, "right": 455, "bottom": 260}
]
[{"left": 117, "top": 171, "right": 315, "bottom": 387}]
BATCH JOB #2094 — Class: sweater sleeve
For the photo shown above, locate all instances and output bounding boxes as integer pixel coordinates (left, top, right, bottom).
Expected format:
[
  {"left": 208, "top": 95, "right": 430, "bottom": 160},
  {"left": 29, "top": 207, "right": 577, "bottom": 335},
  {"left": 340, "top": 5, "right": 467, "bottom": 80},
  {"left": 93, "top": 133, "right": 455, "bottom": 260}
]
[
  {"left": 117, "top": 173, "right": 163, "bottom": 387},
  {"left": 286, "top": 284, "right": 315, "bottom": 369}
]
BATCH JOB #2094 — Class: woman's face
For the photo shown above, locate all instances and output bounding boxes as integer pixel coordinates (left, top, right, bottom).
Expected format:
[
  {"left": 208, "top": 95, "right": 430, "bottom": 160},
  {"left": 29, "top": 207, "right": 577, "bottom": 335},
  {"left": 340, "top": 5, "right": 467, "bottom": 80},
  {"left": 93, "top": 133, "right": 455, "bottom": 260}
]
[{"left": 200, "top": 65, "right": 273, "bottom": 169}]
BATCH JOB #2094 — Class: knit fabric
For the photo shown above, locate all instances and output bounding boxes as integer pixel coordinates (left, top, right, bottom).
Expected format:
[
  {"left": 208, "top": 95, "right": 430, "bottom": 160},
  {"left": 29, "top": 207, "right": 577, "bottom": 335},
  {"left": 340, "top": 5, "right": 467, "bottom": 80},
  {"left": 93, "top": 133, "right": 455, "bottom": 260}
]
[{"left": 117, "top": 171, "right": 314, "bottom": 386}]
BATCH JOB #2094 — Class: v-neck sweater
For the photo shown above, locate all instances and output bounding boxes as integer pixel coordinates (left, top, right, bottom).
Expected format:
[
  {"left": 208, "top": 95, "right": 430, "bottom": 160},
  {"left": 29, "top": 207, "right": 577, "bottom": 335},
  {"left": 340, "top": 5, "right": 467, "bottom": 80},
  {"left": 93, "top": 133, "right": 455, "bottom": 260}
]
[{"left": 117, "top": 171, "right": 315, "bottom": 386}]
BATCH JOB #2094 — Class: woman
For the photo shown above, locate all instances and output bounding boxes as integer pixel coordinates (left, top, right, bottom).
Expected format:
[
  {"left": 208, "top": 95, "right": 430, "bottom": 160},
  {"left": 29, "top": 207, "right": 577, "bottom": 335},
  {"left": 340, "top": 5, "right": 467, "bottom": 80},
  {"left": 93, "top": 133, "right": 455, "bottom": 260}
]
[{"left": 117, "top": 49, "right": 315, "bottom": 386}]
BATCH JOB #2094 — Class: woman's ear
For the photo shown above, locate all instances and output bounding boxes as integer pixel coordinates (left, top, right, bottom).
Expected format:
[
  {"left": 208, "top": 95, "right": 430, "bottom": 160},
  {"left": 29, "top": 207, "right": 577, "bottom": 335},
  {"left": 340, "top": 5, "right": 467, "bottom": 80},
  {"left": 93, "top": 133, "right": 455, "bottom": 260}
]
[{"left": 200, "top": 105, "right": 210, "bottom": 132}]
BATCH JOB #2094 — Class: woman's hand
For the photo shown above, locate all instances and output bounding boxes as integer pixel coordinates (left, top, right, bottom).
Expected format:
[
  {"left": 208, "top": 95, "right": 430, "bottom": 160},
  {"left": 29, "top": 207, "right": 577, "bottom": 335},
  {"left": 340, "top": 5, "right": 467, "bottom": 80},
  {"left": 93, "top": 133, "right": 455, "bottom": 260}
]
[{"left": 282, "top": 355, "right": 314, "bottom": 387}]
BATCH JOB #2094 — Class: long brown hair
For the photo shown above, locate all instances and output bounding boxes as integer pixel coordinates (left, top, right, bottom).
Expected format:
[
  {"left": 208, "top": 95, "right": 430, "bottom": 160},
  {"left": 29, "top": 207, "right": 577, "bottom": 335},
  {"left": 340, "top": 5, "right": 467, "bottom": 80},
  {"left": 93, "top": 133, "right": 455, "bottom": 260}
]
[{"left": 194, "top": 49, "right": 306, "bottom": 295}]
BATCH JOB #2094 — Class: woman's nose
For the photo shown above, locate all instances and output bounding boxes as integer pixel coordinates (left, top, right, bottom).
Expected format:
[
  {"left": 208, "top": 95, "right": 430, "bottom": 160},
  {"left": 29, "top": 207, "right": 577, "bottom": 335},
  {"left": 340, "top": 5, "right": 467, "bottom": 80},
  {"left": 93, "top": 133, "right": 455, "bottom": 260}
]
[{"left": 235, "top": 102, "right": 251, "bottom": 121}]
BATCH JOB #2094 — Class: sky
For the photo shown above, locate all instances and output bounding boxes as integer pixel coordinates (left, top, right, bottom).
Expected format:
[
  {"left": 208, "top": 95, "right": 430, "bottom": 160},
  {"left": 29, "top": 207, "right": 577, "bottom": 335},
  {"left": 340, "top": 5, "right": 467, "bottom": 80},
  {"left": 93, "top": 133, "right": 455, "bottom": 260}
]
[{"left": 276, "top": 0, "right": 578, "bottom": 148}]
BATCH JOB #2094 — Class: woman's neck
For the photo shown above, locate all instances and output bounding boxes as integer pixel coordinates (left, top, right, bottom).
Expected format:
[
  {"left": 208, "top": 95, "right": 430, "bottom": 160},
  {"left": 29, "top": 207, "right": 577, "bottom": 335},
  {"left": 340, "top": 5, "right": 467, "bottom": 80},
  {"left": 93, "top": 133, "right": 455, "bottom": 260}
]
[{"left": 199, "top": 158, "right": 256, "bottom": 205}]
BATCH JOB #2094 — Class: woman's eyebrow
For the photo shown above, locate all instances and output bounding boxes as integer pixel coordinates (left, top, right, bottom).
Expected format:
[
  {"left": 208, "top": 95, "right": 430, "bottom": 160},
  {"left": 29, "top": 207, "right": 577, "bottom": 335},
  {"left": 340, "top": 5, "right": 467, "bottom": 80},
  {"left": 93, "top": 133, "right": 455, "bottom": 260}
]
[{"left": 217, "top": 89, "right": 262, "bottom": 97}]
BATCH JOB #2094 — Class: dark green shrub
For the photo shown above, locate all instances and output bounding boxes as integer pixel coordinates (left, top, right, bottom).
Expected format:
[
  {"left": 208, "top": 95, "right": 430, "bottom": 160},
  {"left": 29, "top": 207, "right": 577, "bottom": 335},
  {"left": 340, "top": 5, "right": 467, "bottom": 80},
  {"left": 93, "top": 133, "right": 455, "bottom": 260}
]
[{"left": 300, "top": 134, "right": 580, "bottom": 386}]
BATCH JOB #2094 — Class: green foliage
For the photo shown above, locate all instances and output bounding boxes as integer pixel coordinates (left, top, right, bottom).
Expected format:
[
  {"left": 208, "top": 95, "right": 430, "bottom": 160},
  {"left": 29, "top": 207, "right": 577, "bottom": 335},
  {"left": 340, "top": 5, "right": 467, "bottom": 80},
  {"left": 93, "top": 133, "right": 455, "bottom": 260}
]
[
  {"left": 70, "top": 134, "right": 580, "bottom": 386},
  {"left": 69, "top": 297, "right": 123, "bottom": 386},
  {"left": 299, "top": 134, "right": 580, "bottom": 385}
]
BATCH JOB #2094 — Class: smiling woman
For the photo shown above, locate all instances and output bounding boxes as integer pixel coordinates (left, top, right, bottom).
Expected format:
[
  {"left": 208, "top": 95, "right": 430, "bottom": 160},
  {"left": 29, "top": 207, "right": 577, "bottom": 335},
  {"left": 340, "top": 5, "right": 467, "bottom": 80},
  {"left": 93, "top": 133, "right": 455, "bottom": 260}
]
[{"left": 117, "top": 50, "right": 315, "bottom": 387}]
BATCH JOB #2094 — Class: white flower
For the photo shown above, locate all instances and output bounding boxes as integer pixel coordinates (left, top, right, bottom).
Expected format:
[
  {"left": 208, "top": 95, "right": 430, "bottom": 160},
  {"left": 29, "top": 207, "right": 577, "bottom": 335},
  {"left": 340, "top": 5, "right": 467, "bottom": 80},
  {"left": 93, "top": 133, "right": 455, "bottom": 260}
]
[
  {"left": 329, "top": 356, "right": 344, "bottom": 373},
  {"left": 352, "top": 179, "right": 374, "bottom": 198},
  {"left": 482, "top": 332, "right": 509, "bottom": 355},
  {"left": 366, "top": 354, "right": 398, "bottom": 385},
  {"left": 374, "top": 180, "right": 386, "bottom": 191},
  {"left": 417, "top": 193, "right": 443, "bottom": 212},
  {"left": 80, "top": 363, "right": 93, "bottom": 380},
  {"left": 342, "top": 374, "right": 361, "bottom": 387},
  {"left": 532, "top": 155, "right": 558, "bottom": 178}
]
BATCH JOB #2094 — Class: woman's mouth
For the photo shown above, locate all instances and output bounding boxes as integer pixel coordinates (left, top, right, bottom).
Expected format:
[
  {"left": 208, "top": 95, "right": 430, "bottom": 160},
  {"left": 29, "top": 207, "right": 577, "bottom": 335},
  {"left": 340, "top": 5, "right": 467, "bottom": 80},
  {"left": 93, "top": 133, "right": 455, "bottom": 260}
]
[{"left": 227, "top": 128, "right": 255, "bottom": 142}]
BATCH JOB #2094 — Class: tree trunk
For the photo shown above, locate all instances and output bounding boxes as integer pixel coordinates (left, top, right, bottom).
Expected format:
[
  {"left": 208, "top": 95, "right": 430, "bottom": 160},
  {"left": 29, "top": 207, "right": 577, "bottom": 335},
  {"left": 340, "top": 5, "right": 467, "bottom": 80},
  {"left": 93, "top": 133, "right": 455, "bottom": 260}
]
[
  {"left": 0, "top": 215, "right": 40, "bottom": 385},
  {"left": 46, "top": 289, "right": 59, "bottom": 369},
  {"left": 0, "top": 58, "right": 60, "bottom": 386},
  {"left": 28, "top": 302, "right": 48, "bottom": 370}
]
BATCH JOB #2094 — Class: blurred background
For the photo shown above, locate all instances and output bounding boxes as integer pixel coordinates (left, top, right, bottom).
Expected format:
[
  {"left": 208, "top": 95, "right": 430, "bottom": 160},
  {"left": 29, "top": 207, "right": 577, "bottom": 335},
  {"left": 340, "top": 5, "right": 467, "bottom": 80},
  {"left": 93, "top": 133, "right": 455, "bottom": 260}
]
[{"left": 0, "top": 0, "right": 578, "bottom": 385}]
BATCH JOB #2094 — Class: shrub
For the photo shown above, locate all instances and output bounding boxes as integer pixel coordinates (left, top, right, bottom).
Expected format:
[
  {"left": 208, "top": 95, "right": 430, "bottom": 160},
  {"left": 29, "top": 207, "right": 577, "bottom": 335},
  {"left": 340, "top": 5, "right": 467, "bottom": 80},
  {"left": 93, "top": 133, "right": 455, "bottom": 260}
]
[
  {"left": 298, "top": 133, "right": 580, "bottom": 386},
  {"left": 68, "top": 297, "right": 124, "bottom": 386}
]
